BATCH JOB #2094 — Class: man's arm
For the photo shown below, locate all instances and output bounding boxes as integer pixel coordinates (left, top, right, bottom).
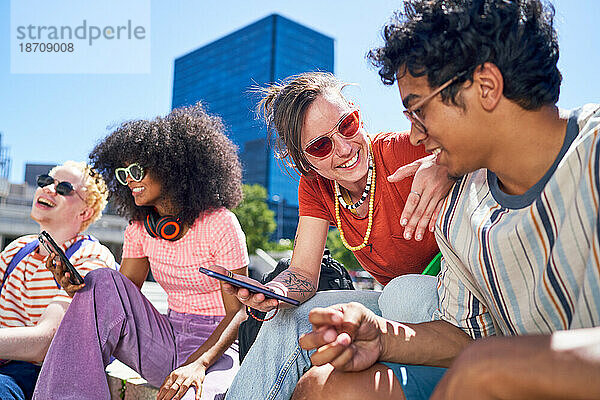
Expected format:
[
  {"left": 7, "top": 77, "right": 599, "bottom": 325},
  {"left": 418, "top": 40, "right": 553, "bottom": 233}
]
[
  {"left": 0, "top": 300, "right": 69, "bottom": 363},
  {"left": 300, "top": 302, "right": 473, "bottom": 372},
  {"left": 431, "top": 327, "right": 600, "bottom": 399},
  {"left": 380, "top": 319, "right": 474, "bottom": 367}
]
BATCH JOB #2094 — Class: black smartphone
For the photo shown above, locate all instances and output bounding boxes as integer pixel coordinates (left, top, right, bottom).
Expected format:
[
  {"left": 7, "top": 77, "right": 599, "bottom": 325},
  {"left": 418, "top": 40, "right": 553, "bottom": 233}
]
[
  {"left": 199, "top": 267, "right": 300, "bottom": 306},
  {"left": 38, "top": 231, "right": 85, "bottom": 286}
]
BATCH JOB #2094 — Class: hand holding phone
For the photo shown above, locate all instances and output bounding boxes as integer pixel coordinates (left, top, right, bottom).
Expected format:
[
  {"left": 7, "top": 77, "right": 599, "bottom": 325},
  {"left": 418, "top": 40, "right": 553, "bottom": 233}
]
[
  {"left": 199, "top": 267, "right": 300, "bottom": 306},
  {"left": 39, "top": 231, "right": 85, "bottom": 286}
]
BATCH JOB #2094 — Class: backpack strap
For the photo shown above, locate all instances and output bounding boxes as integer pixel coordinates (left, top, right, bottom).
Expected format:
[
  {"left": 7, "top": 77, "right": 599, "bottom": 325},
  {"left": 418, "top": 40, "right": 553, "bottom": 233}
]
[
  {"left": 0, "top": 235, "right": 101, "bottom": 294},
  {"left": 1, "top": 240, "right": 40, "bottom": 294},
  {"left": 65, "top": 235, "right": 96, "bottom": 259},
  {"left": 63, "top": 235, "right": 117, "bottom": 271}
]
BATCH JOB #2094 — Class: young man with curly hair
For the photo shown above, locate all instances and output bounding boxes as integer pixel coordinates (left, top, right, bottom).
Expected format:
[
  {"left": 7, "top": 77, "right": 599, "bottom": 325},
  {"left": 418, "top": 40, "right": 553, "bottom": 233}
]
[
  {"left": 34, "top": 104, "right": 249, "bottom": 400},
  {"left": 295, "top": 1, "right": 600, "bottom": 399},
  {"left": 0, "top": 161, "right": 115, "bottom": 400}
]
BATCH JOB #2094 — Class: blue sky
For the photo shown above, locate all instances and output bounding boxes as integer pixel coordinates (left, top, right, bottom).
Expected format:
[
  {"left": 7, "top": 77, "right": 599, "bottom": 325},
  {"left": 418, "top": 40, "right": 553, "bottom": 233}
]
[{"left": 1, "top": 0, "right": 598, "bottom": 183}]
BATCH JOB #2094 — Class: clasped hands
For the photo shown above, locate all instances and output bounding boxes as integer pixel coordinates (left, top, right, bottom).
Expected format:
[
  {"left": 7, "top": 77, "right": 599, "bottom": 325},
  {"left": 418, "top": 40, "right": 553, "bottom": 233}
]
[{"left": 298, "top": 302, "right": 390, "bottom": 372}]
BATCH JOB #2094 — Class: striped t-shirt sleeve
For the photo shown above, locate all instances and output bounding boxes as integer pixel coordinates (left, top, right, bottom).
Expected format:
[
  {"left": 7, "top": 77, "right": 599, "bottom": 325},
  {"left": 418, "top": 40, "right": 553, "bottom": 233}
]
[
  {"left": 435, "top": 229, "right": 497, "bottom": 339},
  {"left": 437, "top": 257, "right": 497, "bottom": 339}
]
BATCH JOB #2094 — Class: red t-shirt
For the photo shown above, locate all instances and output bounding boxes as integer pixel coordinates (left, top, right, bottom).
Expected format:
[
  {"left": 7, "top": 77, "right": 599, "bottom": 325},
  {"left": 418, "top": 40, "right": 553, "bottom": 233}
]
[{"left": 299, "top": 132, "right": 439, "bottom": 285}]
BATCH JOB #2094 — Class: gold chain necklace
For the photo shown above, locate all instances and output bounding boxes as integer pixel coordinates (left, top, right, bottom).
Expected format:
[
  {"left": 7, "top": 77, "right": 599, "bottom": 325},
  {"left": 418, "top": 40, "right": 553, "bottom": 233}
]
[{"left": 334, "top": 142, "right": 375, "bottom": 251}]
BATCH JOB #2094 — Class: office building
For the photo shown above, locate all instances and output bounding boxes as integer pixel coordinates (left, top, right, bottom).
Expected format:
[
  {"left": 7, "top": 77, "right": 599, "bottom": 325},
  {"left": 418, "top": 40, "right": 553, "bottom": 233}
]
[
  {"left": 172, "top": 14, "right": 334, "bottom": 239},
  {"left": 24, "top": 163, "right": 55, "bottom": 187},
  {"left": 0, "top": 133, "right": 10, "bottom": 180}
]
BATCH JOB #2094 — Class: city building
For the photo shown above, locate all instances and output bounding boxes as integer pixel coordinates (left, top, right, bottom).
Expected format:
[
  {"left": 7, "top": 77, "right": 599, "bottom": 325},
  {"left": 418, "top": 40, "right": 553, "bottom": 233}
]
[
  {"left": 172, "top": 14, "right": 334, "bottom": 239},
  {"left": 0, "top": 133, "right": 10, "bottom": 180},
  {"left": 24, "top": 163, "right": 55, "bottom": 187}
]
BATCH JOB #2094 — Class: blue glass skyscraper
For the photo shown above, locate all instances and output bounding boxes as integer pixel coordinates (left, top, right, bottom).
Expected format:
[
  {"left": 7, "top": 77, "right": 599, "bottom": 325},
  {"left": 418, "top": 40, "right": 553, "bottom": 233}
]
[{"left": 172, "top": 14, "right": 334, "bottom": 239}]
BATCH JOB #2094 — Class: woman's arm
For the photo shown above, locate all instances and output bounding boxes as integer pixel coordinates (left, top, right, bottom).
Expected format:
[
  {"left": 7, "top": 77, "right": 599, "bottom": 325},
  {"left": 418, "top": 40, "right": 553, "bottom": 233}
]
[
  {"left": 221, "top": 216, "right": 330, "bottom": 312},
  {"left": 118, "top": 257, "right": 150, "bottom": 290},
  {"left": 157, "top": 266, "right": 248, "bottom": 400}
]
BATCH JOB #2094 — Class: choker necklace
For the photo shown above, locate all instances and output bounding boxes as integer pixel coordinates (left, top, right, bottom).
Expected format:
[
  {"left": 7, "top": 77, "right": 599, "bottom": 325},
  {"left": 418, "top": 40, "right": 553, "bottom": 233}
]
[
  {"left": 334, "top": 142, "right": 375, "bottom": 252},
  {"left": 334, "top": 149, "right": 373, "bottom": 210}
]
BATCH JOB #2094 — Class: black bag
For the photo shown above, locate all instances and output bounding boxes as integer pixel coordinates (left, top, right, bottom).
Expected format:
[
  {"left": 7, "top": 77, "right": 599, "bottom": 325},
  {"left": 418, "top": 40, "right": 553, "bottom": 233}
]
[{"left": 238, "top": 249, "right": 354, "bottom": 362}]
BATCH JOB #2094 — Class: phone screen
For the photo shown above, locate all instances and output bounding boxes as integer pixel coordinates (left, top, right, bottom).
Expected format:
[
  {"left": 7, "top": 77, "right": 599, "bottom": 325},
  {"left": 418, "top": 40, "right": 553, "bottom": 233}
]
[
  {"left": 198, "top": 267, "right": 300, "bottom": 306},
  {"left": 38, "top": 231, "right": 85, "bottom": 285}
]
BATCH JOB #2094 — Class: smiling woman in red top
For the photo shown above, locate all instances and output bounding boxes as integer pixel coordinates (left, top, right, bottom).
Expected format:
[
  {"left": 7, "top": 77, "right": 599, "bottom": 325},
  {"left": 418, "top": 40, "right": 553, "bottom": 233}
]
[
  {"left": 224, "top": 72, "right": 452, "bottom": 310},
  {"left": 223, "top": 72, "right": 455, "bottom": 400}
]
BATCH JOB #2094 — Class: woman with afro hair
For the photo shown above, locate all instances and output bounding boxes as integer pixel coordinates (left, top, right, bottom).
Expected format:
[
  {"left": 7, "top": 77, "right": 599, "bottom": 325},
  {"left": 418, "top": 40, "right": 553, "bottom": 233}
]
[{"left": 34, "top": 104, "right": 249, "bottom": 400}]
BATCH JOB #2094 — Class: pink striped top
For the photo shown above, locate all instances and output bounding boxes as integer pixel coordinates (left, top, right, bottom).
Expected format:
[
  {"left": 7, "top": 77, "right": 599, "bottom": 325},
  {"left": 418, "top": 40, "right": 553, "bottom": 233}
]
[{"left": 123, "top": 208, "right": 249, "bottom": 315}]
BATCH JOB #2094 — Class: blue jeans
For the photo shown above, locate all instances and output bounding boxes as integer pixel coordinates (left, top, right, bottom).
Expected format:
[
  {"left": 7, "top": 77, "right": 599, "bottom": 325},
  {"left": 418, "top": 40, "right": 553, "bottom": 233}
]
[
  {"left": 226, "top": 274, "right": 444, "bottom": 400},
  {"left": 0, "top": 361, "right": 42, "bottom": 400}
]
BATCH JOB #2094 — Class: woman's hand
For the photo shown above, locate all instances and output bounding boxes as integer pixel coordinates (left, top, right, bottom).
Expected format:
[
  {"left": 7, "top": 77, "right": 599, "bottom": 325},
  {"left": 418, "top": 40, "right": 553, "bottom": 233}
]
[
  {"left": 45, "top": 253, "right": 85, "bottom": 297},
  {"left": 209, "top": 265, "right": 280, "bottom": 313},
  {"left": 157, "top": 361, "right": 206, "bottom": 400},
  {"left": 158, "top": 266, "right": 247, "bottom": 400},
  {"left": 388, "top": 154, "right": 455, "bottom": 241}
]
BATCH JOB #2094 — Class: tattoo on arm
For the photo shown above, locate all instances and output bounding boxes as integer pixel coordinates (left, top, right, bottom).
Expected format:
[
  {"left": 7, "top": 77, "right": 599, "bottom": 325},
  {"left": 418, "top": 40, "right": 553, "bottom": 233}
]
[{"left": 279, "top": 270, "right": 316, "bottom": 298}]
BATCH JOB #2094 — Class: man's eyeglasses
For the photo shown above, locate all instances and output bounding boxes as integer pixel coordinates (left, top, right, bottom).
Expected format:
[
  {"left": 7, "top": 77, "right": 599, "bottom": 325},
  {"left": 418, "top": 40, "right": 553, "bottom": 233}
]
[
  {"left": 304, "top": 110, "right": 361, "bottom": 158},
  {"left": 403, "top": 73, "right": 464, "bottom": 133},
  {"left": 36, "top": 174, "right": 85, "bottom": 201},
  {"left": 115, "top": 163, "right": 145, "bottom": 185}
]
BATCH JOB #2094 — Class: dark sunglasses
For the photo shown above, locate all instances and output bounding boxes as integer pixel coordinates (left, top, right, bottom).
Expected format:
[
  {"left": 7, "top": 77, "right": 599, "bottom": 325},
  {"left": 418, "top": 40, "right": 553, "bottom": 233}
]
[
  {"left": 36, "top": 174, "right": 85, "bottom": 201},
  {"left": 115, "top": 163, "right": 145, "bottom": 185},
  {"left": 304, "top": 110, "right": 361, "bottom": 158}
]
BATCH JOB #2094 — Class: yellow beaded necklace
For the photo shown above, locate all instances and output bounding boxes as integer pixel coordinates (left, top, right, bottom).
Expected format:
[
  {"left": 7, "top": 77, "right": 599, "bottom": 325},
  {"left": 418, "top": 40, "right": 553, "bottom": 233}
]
[{"left": 334, "top": 142, "right": 375, "bottom": 252}]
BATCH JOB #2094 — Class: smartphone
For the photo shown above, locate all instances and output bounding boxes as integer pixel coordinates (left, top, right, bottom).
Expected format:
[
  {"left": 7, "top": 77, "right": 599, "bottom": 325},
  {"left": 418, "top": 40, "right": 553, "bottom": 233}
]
[
  {"left": 38, "top": 231, "right": 85, "bottom": 285},
  {"left": 199, "top": 267, "right": 300, "bottom": 306}
]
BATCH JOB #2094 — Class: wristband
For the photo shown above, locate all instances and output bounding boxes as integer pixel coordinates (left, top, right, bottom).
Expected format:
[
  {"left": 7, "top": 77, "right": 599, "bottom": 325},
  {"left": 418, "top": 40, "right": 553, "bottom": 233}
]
[{"left": 246, "top": 303, "right": 279, "bottom": 322}]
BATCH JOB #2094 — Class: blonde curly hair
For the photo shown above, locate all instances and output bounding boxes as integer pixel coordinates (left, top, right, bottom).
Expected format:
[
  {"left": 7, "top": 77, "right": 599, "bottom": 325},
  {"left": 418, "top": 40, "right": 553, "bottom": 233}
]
[{"left": 50, "top": 161, "right": 109, "bottom": 232}]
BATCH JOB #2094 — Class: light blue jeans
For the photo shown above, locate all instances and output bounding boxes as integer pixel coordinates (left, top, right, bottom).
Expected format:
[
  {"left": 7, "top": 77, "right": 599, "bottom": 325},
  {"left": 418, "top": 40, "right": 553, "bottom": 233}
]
[{"left": 225, "top": 274, "right": 440, "bottom": 400}]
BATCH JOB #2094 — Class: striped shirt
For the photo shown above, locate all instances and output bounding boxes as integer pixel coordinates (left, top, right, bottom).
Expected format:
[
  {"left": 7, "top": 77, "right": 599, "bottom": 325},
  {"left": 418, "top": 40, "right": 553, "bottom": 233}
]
[
  {"left": 0, "top": 234, "right": 116, "bottom": 328},
  {"left": 122, "top": 207, "right": 249, "bottom": 316},
  {"left": 436, "top": 104, "right": 600, "bottom": 338}
]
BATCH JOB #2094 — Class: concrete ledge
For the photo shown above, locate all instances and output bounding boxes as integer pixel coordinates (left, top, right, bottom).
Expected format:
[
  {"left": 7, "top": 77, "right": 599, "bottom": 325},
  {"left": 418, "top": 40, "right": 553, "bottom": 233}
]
[
  {"left": 140, "top": 281, "right": 168, "bottom": 314},
  {"left": 106, "top": 360, "right": 159, "bottom": 400}
]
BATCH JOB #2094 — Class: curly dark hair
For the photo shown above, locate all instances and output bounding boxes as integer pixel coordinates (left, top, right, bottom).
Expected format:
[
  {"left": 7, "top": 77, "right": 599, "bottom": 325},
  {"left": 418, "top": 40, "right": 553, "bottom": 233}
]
[
  {"left": 89, "top": 103, "right": 243, "bottom": 226},
  {"left": 368, "top": 0, "right": 562, "bottom": 110}
]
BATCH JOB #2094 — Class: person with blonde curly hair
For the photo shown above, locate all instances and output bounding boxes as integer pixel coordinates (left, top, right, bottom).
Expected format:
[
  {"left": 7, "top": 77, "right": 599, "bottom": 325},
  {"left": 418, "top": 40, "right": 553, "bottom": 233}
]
[
  {"left": 49, "top": 160, "right": 108, "bottom": 231},
  {"left": 0, "top": 161, "right": 116, "bottom": 400}
]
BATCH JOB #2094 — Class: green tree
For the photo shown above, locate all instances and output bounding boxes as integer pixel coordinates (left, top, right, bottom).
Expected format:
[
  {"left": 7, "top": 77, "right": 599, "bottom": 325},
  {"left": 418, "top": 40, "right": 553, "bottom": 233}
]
[
  {"left": 232, "top": 184, "right": 276, "bottom": 254},
  {"left": 326, "top": 228, "right": 362, "bottom": 270}
]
